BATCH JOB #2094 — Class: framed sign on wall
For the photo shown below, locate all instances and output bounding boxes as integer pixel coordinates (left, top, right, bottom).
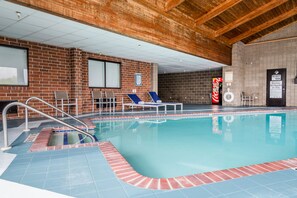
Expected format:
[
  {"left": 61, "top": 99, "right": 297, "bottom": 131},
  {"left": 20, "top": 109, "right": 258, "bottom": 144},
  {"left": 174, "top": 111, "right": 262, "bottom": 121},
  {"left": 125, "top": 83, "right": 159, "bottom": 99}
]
[{"left": 135, "top": 73, "right": 142, "bottom": 86}]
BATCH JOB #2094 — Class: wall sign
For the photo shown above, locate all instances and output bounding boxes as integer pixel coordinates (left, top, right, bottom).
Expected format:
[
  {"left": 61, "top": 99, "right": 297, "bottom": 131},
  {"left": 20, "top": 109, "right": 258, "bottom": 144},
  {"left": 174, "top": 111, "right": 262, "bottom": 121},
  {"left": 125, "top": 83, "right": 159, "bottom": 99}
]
[
  {"left": 270, "top": 81, "right": 282, "bottom": 98},
  {"left": 225, "top": 71, "right": 233, "bottom": 83},
  {"left": 135, "top": 73, "right": 142, "bottom": 86},
  {"left": 272, "top": 74, "right": 281, "bottom": 81},
  {"left": 269, "top": 70, "right": 282, "bottom": 99}
]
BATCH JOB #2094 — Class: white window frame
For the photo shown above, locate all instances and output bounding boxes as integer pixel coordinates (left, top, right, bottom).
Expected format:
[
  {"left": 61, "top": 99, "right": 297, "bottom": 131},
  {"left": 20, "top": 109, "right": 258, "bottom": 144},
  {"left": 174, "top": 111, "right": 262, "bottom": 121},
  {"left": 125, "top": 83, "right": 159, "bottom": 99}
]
[
  {"left": 0, "top": 45, "right": 28, "bottom": 86},
  {"left": 88, "top": 59, "right": 121, "bottom": 88}
]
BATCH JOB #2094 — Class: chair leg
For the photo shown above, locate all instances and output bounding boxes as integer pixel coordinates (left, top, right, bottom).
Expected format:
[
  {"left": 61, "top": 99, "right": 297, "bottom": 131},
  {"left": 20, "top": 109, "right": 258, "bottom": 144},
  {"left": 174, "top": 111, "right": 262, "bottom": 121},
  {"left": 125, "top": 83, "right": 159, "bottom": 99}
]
[
  {"left": 75, "top": 98, "right": 78, "bottom": 116},
  {"left": 113, "top": 97, "right": 115, "bottom": 113},
  {"left": 55, "top": 101, "right": 58, "bottom": 117},
  {"left": 61, "top": 100, "right": 64, "bottom": 117}
]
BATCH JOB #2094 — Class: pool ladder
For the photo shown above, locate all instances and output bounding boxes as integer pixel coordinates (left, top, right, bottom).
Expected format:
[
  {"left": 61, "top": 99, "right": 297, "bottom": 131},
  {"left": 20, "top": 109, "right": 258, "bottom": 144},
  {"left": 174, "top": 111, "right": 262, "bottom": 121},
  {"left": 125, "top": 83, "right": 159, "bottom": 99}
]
[{"left": 1, "top": 97, "right": 95, "bottom": 151}]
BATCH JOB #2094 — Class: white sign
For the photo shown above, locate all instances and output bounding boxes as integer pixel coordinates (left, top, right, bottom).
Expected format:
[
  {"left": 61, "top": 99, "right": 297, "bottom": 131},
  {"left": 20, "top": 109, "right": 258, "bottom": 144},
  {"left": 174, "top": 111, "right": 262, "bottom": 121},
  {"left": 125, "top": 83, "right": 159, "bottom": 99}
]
[
  {"left": 135, "top": 73, "right": 142, "bottom": 86},
  {"left": 272, "top": 74, "right": 281, "bottom": 81},
  {"left": 270, "top": 81, "right": 282, "bottom": 98},
  {"left": 225, "top": 71, "right": 233, "bottom": 83}
]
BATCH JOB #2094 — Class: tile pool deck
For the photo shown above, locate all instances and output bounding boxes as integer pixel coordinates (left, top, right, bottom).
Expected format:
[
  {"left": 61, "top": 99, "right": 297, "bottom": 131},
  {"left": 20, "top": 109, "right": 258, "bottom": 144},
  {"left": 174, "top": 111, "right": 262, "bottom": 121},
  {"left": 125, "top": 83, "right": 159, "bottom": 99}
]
[{"left": 2, "top": 106, "right": 297, "bottom": 197}]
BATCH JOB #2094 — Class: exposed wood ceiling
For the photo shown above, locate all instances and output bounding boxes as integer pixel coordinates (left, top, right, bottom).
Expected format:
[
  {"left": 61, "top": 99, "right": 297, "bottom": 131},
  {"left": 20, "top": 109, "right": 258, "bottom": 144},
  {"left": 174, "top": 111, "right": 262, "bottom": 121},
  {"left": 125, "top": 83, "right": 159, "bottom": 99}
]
[{"left": 144, "top": 0, "right": 297, "bottom": 44}]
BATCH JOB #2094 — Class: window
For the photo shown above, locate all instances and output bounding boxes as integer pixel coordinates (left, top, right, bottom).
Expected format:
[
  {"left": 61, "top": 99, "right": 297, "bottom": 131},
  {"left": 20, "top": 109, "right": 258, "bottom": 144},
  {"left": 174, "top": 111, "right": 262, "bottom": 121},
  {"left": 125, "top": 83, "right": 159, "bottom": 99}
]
[
  {"left": 0, "top": 45, "right": 28, "bottom": 86},
  {"left": 88, "top": 59, "right": 121, "bottom": 88}
]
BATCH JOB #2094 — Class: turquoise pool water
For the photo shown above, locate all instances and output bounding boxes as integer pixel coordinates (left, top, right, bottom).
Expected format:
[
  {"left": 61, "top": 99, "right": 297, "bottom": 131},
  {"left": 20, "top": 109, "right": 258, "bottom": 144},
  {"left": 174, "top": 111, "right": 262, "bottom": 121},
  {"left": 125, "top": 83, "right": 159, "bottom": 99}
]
[{"left": 94, "top": 112, "right": 297, "bottom": 178}]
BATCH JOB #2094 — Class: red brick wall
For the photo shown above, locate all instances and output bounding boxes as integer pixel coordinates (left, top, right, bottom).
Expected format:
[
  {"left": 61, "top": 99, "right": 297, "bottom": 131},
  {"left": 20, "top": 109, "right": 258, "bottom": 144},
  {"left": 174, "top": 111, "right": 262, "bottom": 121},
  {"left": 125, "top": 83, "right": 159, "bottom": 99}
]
[
  {"left": 0, "top": 37, "right": 152, "bottom": 118},
  {"left": 81, "top": 52, "right": 152, "bottom": 113},
  {"left": 158, "top": 69, "right": 222, "bottom": 104}
]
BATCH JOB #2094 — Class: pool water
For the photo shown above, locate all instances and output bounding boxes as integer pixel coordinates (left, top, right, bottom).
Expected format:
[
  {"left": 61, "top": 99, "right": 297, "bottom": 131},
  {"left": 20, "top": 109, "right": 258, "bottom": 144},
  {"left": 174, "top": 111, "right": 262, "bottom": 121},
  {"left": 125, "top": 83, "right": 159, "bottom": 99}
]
[{"left": 94, "top": 112, "right": 297, "bottom": 178}]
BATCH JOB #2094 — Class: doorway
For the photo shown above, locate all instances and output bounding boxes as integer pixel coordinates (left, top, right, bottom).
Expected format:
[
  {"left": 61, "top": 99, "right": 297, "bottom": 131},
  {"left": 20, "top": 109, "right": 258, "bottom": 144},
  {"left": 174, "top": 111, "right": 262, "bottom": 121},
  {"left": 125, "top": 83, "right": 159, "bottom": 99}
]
[{"left": 266, "top": 68, "right": 286, "bottom": 107}]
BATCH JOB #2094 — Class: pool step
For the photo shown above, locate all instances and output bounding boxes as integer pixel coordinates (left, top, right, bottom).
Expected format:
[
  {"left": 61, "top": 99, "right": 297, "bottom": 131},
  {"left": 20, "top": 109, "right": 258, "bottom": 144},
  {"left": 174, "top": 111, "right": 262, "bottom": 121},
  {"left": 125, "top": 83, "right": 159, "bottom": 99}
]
[{"left": 49, "top": 132, "right": 98, "bottom": 146}]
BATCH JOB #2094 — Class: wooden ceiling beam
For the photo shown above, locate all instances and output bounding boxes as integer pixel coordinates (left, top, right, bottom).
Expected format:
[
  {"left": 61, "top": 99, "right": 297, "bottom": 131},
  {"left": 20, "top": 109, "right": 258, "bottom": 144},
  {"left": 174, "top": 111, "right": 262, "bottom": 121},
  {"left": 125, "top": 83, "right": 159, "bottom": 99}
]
[
  {"left": 195, "top": 0, "right": 243, "bottom": 26},
  {"left": 246, "top": 20, "right": 297, "bottom": 44},
  {"left": 229, "top": 7, "right": 297, "bottom": 44},
  {"left": 215, "top": 0, "right": 289, "bottom": 37},
  {"left": 135, "top": 0, "right": 230, "bottom": 45},
  {"left": 164, "top": 0, "right": 185, "bottom": 12}
]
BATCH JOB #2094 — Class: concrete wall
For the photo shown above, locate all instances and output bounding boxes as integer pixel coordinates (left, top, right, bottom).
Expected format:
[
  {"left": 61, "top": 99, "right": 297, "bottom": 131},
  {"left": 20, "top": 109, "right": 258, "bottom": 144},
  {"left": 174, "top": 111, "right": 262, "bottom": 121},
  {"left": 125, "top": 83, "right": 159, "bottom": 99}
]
[{"left": 223, "top": 23, "right": 297, "bottom": 106}]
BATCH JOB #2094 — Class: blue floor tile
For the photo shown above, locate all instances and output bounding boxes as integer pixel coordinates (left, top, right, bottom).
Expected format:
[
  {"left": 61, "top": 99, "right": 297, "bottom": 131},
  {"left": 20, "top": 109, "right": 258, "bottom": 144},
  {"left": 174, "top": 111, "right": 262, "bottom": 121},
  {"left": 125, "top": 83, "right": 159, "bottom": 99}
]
[
  {"left": 25, "top": 167, "right": 48, "bottom": 175},
  {"left": 70, "top": 182, "right": 97, "bottom": 196},
  {"left": 245, "top": 186, "right": 282, "bottom": 198},
  {"left": 228, "top": 177, "right": 260, "bottom": 190},
  {"left": 204, "top": 181, "right": 242, "bottom": 195},
  {"left": 99, "top": 187, "right": 128, "bottom": 198},
  {"left": 47, "top": 186, "right": 71, "bottom": 196},
  {"left": 96, "top": 179, "right": 122, "bottom": 191},
  {"left": 22, "top": 172, "right": 47, "bottom": 181},
  {"left": 223, "top": 191, "right": 254, "bottom": 198},
  {"left": 267, "top": 183, "right": 297, "bottom": 197},
  {"left": 21, "top": 178, "right": 45, "bottom": 188},
  {"left": 92, "top": 169, "right": 115, "bottom": 181},
  {"left": 1, "top": 174, "right": 23, "bottom": 183},
  {"left": 48, "top": 164, "right": 69, "bottom": 172},
  {"left": 134, "top": 194, "right": 157, "bottom": 198},
  {"left": 44, "top": 177, "right": 70, "bottom": 188},
  {"left": 181, "top": 186, "right": 213, "bottom": 198},
  {"left": 247, "top": 174, "right": 279, "bottom": 185},
  {"left": 46, "top": 170, "right": 70, "bottom": 180},
  {"left": 75, "top": 191, "right": 100, "bottom": 198},
  {"left": 285, "top": 180, "right": 297, "bottom": 187},
  {"left": 155, "top": 190, "right": 186, "bottom": 198},
  {"left": 202, "top": 183, "right": 222, "bottom": 196},
  {"left": 121, "top": 182, "right": 155, "bottom": 197}
]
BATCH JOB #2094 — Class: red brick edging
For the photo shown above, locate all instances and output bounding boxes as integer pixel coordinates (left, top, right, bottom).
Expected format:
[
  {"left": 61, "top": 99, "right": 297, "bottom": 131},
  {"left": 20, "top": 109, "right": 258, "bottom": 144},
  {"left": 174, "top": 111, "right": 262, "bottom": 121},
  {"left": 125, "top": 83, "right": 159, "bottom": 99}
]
[
  {"left": 99, "top": 142, "right": 297, "bottom": 190},
  {"left": 30, "top": 128, "right": 297, "bottom": 190}
]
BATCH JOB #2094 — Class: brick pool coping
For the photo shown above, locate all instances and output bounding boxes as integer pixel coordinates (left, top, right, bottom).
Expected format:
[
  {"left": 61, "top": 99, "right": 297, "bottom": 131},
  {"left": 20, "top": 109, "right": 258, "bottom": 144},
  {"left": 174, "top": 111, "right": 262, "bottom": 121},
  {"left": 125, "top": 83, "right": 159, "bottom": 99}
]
[{"left": 28, "top": 108, "right": 297, "bottom": 190}]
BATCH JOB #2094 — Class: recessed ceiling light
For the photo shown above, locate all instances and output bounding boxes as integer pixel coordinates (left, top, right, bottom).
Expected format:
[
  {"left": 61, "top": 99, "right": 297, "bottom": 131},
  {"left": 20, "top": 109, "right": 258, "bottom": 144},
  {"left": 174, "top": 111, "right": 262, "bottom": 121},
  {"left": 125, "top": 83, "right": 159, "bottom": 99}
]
[{"left": 138, "top": 44, "right": 141, "bottom": 47}]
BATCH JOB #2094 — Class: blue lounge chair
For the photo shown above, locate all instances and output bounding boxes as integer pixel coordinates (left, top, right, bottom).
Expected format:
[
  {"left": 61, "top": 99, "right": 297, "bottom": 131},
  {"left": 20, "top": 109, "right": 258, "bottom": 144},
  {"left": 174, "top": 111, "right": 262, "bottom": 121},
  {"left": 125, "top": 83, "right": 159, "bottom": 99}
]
[
  {"left": 148, "top": 91, "right": 183, "bottom": 112},
  {"left": 122, "top": 94, "right": 167, "bottom": 114}
]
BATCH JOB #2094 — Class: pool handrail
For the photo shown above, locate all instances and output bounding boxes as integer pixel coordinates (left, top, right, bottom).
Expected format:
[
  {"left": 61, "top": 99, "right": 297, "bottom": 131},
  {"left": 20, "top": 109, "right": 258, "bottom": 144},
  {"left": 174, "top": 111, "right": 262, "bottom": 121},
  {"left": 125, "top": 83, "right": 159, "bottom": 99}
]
[
  {"left": 24, "top": 96, "right": 88, "bottom": 133},
  {"left": 1, "top": 102, "right": 95, "bottom": 151}
]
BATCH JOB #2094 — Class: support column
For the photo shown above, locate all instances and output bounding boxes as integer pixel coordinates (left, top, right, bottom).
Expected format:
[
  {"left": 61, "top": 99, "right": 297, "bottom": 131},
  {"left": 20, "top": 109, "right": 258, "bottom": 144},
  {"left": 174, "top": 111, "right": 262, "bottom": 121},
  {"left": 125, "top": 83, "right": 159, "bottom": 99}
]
[
  {"left": 151, "top": 63, "right": 158, "bottom": 93},
  {"left": 222, "top": 42, "right": 245, "bottom": 106},
  {"left": 70, "top": 48, "right": 83, "bottom": 115}
]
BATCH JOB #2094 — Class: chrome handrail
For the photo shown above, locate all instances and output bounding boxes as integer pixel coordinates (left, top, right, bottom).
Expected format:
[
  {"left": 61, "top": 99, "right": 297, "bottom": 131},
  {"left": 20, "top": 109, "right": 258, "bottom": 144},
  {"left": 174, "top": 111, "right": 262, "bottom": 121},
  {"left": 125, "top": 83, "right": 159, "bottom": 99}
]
[
  {"left": 1, "top": 102, "right": 95, "bottom": 151},
  {"left": 24, "top": 96, "right": 88, "bottom": 133}
]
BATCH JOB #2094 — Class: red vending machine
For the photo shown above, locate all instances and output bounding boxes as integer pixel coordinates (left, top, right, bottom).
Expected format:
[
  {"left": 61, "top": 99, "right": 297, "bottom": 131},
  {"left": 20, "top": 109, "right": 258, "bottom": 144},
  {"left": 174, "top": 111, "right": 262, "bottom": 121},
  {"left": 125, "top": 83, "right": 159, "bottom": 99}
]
[{"left": 212, "top": 77, "right": 223, "bottom": 105}]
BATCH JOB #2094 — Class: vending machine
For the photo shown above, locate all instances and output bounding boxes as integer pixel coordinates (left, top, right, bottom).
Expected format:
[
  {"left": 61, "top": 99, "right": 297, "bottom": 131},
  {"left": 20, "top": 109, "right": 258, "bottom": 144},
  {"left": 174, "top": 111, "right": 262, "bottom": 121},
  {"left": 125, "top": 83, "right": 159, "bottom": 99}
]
[{"left": 212, "top": 77, "right": 223, "bottom": 105}]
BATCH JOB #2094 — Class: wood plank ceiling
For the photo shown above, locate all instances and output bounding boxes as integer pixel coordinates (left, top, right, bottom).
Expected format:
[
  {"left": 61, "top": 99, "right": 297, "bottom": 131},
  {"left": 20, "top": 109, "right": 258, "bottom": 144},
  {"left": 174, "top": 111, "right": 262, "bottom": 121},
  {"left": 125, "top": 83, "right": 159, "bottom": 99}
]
[{"left": 143, "top": 0, "right": 297, "bottom": 44}]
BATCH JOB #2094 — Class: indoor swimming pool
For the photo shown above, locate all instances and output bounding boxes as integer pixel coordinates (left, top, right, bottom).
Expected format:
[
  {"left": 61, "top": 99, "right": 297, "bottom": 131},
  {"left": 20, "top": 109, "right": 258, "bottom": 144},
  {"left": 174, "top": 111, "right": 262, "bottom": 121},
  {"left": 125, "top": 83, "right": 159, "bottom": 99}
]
[{"left": 93, "top": 112, "right": 297, "bottom": 178}]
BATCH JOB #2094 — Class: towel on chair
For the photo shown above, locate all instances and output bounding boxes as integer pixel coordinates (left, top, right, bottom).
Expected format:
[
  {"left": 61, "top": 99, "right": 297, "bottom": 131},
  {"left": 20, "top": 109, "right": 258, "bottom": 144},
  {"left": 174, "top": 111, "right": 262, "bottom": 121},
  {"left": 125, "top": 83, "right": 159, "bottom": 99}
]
[
  {"left": 156, "top": 100, "right": 162, "bottom": 103},
  {"left": 138, "top": 101, "right": 144, "bottom": 104}
]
